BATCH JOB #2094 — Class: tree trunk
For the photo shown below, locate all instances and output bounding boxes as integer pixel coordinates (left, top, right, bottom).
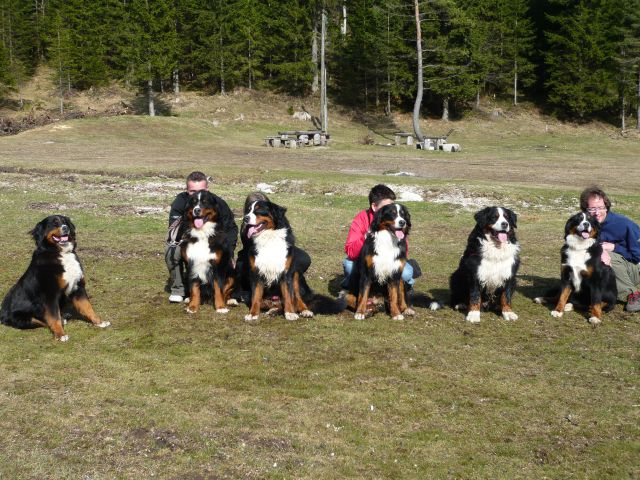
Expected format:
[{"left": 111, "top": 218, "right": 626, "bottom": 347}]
[
  {"left": 442, "top": 98, "right": 449, "bottom": 121},
  {"left": 219, "top": 29, "right": 225, "bottom": 95},
  {"left": 476, "top": 87, "right": 480, "bottom": 108},
  {"left": 57, "top": 26, "right": 64, "bottom": 114},
  {"left": 621, "top": 91, "right": 625, "bottom": 131},
  {"left": 412, "top": 0, "right": 425, "bottom": 143},
  {"left": 386, "top": 10, "right": 391, "bottom": 116},
  {"left": 320, "top": 5, "right": 328, "bottom": 132},
  {"left": 341, "top": 2, "right": 347, "bottom": 36},
  {"left": 148, "top": 76, "right": 155, "bottom": 116},
  {"left": 173, "top": 69, "right": 180, "bottom": 97},
  {"left": 514, "top": 59, "right": 518, "bottom": 106},
  {"left": 311, "top": 14, "right": 319, "bottom": 93}
]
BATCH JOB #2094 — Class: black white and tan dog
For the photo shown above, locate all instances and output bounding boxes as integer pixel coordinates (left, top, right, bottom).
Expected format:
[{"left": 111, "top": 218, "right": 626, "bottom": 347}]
[
  {"left": 242, "top": 199, "right": 343, "bottom": 322},
  {"left": 534, "top": 212, "right": 617, "bottom": 324},
  {"left": 344, "top": 203, "right": 416, "bottom": 320},
  {"left": 180, "top": 190, "right": 238, "bottom": 314},
  {"left": 449, "top": 206, "right": 520, "bottom": 323},
  {"left": 0, "top": 215, "right": 110, "bottom": 341}
]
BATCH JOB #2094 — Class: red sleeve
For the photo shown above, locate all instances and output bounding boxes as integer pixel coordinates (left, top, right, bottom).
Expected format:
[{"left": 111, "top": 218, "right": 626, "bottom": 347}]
[{"left": 344, "top": 210, "right": 372, "bottom": 260}]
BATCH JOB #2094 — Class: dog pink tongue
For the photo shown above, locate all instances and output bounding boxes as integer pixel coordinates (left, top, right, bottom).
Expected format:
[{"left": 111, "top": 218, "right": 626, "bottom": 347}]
[
  {"left": 497, "top": 232, "right": 508, "bottom": 243},
  {"left": 395, "top": 230, "right": 405, "bottom": 240},
  {"left": 60, "top": 236, "right": 68, "bottom": 242},
  {"left": 194, "top": 218, "right": 204, "bottom": 229},
  {"left": 247, "top": 226, "right": 258, "bottom": 238},
  {"left": 581, "top": 231, "right": 590, "bottom": 239}
]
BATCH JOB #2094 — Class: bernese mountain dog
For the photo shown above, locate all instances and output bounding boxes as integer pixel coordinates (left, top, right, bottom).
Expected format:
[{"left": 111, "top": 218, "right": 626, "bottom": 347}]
[
  {"left": 534, "top": 212, "right": 617, "bottom": 324},
  {"left": 0, "top": 215, "right": 110, "bottom": 341},
  {"left": 242, "top": 199, "right": 343, "bottom": 322},
  {"left": 449, "top": 206, "right": 520, "bottom": 323},
  {"left": 180, "top": 190, "right": 237, "bottom": 314},
  {"left": 344, "top": 203, "right": 415, "bottom": 320}
]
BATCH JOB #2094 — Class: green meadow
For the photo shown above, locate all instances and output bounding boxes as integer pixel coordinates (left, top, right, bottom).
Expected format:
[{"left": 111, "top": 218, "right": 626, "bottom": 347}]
[{"left": 0, "top": 111, "right": 638, "bottom": 479}]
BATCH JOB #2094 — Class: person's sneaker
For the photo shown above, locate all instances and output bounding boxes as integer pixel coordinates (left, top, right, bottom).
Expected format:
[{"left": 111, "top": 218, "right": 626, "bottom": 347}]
[
  {"left": 625, "top": 291, "right": 640, "bottom": 312},
  {"left": 169, "top": 294, "right": 184, "bottom": 303}
]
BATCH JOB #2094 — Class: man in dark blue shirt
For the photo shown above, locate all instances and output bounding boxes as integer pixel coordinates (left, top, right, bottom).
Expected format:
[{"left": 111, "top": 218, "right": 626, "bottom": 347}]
[{"left": 580, "top": 186, "right": 640, "bottom": 312}]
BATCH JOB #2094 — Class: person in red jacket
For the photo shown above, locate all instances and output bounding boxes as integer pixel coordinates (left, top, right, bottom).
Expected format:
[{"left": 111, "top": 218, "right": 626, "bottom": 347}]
[{"left": 341, "top": 184, "right": 418, "bottom": 290}]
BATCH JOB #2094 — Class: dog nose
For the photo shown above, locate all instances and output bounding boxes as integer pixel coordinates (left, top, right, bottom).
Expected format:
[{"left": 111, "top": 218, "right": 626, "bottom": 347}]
[
  {"left": 60, "top": 225, "right": 69, "bottom": 235},
  {"left": 193, "top": 206, "right": 201, "bottom": 216},
  {"left": 501, "top": 221, "right": 509, "bottom": 230},
  {"left": 398, "top": 219, "right": 406, "bottom": 228},
  {"left": 243, "top": 214, "right": 250, "bottom": 223}
]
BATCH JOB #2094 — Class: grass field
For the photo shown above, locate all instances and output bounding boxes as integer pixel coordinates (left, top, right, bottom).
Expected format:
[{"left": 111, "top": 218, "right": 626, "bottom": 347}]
[{"left": 0, "top": 100, "right": 639, "bottom": 479}]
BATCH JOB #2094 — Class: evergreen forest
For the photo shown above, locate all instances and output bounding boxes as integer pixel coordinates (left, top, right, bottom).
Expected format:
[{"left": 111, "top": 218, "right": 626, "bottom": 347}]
[{"left": 1, "top": 0, "right": 639, "bottom": 126}]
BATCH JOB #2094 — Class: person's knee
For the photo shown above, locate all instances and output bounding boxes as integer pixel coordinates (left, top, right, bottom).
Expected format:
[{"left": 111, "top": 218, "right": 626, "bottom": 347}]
[{"left": 402, "top": 263, "right": 414, "bottom": 286}]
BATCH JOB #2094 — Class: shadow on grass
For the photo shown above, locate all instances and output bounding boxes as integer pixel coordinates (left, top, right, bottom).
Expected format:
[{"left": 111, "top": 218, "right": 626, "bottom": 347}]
[
  {"left": 131, "top": 94, "right": 173, "bottom": 116},
  {"left": 518, "top": 274, "right": 558, "bottom": 301}
]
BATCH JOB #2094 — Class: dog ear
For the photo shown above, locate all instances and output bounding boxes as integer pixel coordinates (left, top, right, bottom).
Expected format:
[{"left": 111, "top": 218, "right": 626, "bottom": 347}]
[
  {"left": 270, "top": 203, "right": 289, "bottom": 229},
  {"left": 370, "top": 208, "right": 382, "bottom": 233},
  {"left": 402, "top": 205, "right": 411, "bottom": 234},
  {"left": 565, "top": 213, "right": 581, "bottom": 237},
  {"left": 505, "top": 208, "right": 517, "bottom": 228},
  {"left": 474, "top": 207, "right": 491, "bottom": 225},
  {"left": 30, "top": 218, "right": 47, "bottom": 246}
]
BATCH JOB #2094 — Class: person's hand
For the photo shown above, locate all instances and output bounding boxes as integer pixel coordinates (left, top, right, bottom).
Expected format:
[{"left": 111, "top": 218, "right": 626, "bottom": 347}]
[
  {"left": 601, "top": 249, "right": 611, "bottom": 266},
  {"left": 601, "top": 242, "right": 615, "bottom": 252}
]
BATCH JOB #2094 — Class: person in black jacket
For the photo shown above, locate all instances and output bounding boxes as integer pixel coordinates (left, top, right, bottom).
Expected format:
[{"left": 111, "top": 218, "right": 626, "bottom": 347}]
[{"left": 165, "top": 172, "right": 238, "bottom": 303}]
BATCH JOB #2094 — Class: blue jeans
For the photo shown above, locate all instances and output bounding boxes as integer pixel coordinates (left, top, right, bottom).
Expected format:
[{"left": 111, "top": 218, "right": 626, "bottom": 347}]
[{"left": 342, "top": 258, "right": 414, "bottom": 288}]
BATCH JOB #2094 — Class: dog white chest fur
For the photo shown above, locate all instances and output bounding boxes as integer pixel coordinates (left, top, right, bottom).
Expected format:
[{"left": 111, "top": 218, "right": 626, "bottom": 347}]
[
  {"left": 60, "top": 247, "right": 84, "bottom": 296},
  {"left": 564, "top": 235, "right": 594, "bottom": 293},
  {"left": 186, "top": 222, "right": 218, "bottom": 283},
  {"left": 254, "top": 228, "right": 289, "bottom": 286},
  {"left": 477, "top": 236, "right": 520, "bottom": 292},
  {"left": 372, "top": 230, "right": 402, "bottom": 283}
]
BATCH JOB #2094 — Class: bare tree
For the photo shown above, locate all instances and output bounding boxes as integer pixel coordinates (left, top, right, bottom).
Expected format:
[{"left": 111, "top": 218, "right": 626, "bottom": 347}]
[{"left": 412, "top": 0, "right": 425, "bottom": 143}]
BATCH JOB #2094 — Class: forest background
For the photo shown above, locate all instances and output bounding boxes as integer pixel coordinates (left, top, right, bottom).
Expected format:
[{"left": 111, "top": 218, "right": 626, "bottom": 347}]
[{"left": 1, "top": 0, "right": 640, "bottom": 128}]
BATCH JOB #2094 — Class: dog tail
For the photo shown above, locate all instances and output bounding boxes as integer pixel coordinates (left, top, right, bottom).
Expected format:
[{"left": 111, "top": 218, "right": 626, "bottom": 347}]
[
  {"left": 306, "top": 293, "right": 347, "bottom": 315},
  {"left": 533, "top": 286, "right": 560, "bottom": 305}
]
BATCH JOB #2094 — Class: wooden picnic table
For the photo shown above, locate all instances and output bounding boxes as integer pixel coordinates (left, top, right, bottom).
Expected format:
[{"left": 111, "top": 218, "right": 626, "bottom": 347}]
[{"left": 265, "top": 130, "right": 330, "bottom": 148}]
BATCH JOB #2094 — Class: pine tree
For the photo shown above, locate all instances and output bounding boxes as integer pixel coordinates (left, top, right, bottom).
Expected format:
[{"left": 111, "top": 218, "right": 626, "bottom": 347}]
[{"left": 544, "top": 0, "right": 617, "bottom": 119}]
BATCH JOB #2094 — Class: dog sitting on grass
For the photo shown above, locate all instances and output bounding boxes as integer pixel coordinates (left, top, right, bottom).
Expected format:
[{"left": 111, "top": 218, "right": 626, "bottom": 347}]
[{"left": 1, "top": 215, "right": 110, "bottom": 341}]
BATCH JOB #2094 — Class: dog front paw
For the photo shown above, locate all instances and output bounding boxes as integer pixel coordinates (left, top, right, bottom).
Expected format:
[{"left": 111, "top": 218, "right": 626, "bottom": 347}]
[
  {"left": 96, "top": 321, "right": 111, "bottom": 328},
  {"left": 429, "top": 302, "right": 442, "bottom": 311},
  {"left": 300, "top": 310, "right": 313, "bottom": 318},
  {"left": 588, "top": 316, "right": 602, "bottom": 325},
  {"left": 465, "top": 311, "right": 481, "bottom": 323},
  {"left": 284, "top": 312, "right": 299, "bottom": 321},
  {"left": 216, "top": 308, "right": 229, "bottom": 314},
  {"left": 564, "top": 303, "right": 574, "bottom": 312},
  {"left": 244, "top": 314, "right": 259, "bottom": 322},
  {"left": 226, "top": 299, "right": 239, "bottom": 306},
  {"left": 354, "top": 312, "right": 366, "bottom": 320},
  {"left": 402, "top": 308, "right": 416, "bottom": 316},
  {"left": 551, "top": 310, "right": 563, "bottom": 318},
  {"left": 502, "top": 311, "right": 518, "bottom": 321},
  {"left": 57, "top": 334, "right": 69, "bottom": 342},
  {"left": 392, "top": 314, "right": 405, "bottom": 321}
]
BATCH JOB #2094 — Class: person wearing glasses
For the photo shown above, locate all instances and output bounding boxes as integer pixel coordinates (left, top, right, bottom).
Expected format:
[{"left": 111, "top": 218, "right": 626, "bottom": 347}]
[{"left": 580, "top": 186, "right": 640, "bottom": 312}]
